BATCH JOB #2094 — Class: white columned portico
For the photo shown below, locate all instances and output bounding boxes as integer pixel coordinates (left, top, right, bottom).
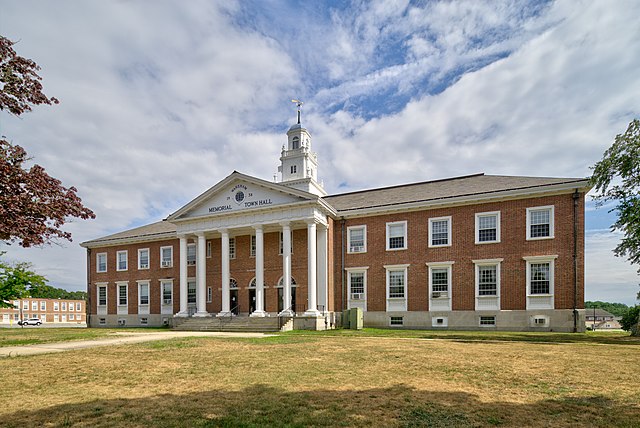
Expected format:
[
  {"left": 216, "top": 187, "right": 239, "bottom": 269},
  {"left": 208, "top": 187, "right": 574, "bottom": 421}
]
[
  {"left": 194, "top": 233, "right": 209, "bottom": 317},
  {"left": 218, "top": 229, "right": 231, "bottom": 316},
  {"left": 250, "top": 226, "right": 266, "bottom": 317},
  {"left": 176, "top": 234, "right": 189, "bottom": 317},
  {"left": 317, "top": 224, "right": 328, "bottom": 314},
  {"left": 279, "top": 222, "right": 294, "bottom": 316},
  {"left": 304, "top": 221, "right": 320, "bottom": 316}
]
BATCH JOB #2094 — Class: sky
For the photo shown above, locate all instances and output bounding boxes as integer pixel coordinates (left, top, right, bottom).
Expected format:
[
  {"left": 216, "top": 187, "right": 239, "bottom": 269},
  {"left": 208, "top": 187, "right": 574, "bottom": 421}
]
[{"left": 1, "top": 0, "right": 639, "bottom": 304}]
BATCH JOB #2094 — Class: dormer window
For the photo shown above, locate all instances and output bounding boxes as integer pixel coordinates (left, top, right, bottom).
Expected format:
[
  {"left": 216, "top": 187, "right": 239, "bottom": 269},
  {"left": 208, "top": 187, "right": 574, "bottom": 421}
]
[{"left": 292, "top": 136, "right": 300, "bottom": 149}]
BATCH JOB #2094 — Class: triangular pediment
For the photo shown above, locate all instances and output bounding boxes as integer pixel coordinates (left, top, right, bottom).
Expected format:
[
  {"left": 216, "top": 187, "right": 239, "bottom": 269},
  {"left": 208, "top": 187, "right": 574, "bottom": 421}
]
[{"left": 167, "top": 171, "right": 317, "bottom": 221}]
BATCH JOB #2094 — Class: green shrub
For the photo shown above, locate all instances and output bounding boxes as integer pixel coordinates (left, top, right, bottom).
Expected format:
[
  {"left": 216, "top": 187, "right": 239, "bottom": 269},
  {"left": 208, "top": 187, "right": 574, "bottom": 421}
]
[{"left": 620, "top": 306, "right": 640, "bottom": 336}]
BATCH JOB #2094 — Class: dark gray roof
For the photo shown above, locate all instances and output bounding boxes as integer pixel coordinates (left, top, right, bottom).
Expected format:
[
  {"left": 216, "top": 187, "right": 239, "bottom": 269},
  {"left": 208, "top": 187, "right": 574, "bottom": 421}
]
[
  {"left": 81, "top": 220, "right": 176, "bottom": 247},
  {"left": 323, "top": 174, "right": 590, "bottom": 212},
  {"left": 585, "top": 309, "right": 616, "bottom": 318}
]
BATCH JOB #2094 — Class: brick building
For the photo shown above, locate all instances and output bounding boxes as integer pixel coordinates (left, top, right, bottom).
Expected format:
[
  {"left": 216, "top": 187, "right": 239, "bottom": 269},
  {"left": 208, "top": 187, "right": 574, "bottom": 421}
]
[
  {"left": 81, "top": 115, "right": 590, "bottom": 332},
  {"left": 0, "top": 298, "right": 85, "bottom": 324}
]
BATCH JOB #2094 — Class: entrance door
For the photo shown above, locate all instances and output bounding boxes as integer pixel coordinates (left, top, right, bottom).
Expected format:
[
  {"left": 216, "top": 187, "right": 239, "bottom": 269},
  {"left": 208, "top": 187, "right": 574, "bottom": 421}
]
[
  {"left": 277, "top": 288, "right": 283, "bottom": 313},
  {"left": 230, "top": 289, "right": 239, "bottom": 315},
  {"left": 291, "top": 287, "right": 297, "bottom": 313},
  {"left": 249, "top": 289, "right": 256, "bottom": 313}
]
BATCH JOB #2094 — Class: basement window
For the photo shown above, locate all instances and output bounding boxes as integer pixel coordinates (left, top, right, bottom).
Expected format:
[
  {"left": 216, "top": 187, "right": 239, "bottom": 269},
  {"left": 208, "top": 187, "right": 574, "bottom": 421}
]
[
  {"left": 389, "top": 316, "right": 404, "bottom": 326},
  {"left": 479, "top": 316, "right": 496, "bottom": 327}
]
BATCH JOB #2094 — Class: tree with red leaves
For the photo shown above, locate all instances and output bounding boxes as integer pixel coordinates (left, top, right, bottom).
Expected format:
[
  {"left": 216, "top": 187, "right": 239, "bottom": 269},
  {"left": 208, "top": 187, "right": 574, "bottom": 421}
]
[{"left": 0, "top": 35, "right": 95, "bottom": 247}]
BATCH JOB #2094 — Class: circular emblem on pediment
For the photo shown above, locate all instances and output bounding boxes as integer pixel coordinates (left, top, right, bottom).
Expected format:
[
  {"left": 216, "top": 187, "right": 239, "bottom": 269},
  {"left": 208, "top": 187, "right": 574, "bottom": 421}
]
[{"left": 235, "top": 191, "right": 245, "bottom": 203}]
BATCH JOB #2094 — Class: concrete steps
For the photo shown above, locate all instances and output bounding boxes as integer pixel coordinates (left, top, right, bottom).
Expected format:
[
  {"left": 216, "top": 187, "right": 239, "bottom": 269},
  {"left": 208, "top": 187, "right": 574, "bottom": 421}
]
[{"left": 172, "top": 316, "right": 282, "bottom": 332}]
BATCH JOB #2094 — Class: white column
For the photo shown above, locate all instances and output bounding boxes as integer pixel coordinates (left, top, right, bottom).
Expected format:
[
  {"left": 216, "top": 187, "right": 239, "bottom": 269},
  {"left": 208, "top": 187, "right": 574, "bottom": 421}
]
[
  {"left": 217, "top": 229, "right": 231, "bottom": 316},
  {"left": 279, "top": 222, "right": 293, "bottom": 316},
  {"left": 250, "top": 226, "right": 266, "bottom": 317},
  {"left": 176, "top": 234, "right": 189, "bottom": 317},
  {"left": 194, "top": 233, "right": 209, "bottom": 317},
  {"left": 317, "top": 224, "right": 328, "bottom": 314},
  {"left": 304, "top": 221, "right": 320, "bottom": 316}
]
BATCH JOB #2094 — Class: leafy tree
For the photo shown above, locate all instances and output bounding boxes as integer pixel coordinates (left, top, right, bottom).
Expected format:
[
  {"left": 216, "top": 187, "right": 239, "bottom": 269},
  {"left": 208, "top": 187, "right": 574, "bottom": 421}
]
[
  {"left": 28, "top": 283, "right": 86, "bottom": 300},
  {"left": 584, "top": 301, "right": 630, "bottom": 317},
  {"left": 620, "top": 306, "right": 640, "bottom": 336},
  {"left": 591, "top": 119, "right": 640, "bottom": 296},
  {"left": 0, "top": 35, "right": 95, "bottom": 247},
  {"left": 0, "top": 259, "right": 47, "bottom": 308}
]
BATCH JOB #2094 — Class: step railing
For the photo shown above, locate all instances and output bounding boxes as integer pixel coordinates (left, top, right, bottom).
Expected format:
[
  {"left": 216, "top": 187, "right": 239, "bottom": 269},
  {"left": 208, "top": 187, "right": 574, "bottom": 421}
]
[{"left": 218, "top": 305, "right": 239, "bottom": 329}]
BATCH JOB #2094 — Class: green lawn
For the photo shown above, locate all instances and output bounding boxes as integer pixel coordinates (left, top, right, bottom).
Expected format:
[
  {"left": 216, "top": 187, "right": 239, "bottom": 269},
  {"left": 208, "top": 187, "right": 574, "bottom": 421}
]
[{"left": 0, "top": 329, "right": 638, "bottom": 427}]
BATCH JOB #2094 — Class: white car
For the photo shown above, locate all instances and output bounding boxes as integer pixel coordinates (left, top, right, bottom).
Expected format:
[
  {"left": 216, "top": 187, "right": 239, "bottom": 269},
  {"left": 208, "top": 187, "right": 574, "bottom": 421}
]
[{"left": 18, "top": 318, "right": 42, "bottom": 326}]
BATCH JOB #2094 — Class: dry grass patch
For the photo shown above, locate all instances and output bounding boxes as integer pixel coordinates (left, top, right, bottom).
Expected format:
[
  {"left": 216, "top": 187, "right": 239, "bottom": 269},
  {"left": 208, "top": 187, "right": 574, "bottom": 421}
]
[{"left": 0, "top": 335, "right": 638, "bottom": 427}]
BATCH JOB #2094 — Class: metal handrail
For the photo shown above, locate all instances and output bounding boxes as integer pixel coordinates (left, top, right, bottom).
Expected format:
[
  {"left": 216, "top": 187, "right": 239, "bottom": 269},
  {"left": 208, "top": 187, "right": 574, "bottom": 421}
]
[{"left": 218, "top": 305, "right": 239, "bottom": 328}]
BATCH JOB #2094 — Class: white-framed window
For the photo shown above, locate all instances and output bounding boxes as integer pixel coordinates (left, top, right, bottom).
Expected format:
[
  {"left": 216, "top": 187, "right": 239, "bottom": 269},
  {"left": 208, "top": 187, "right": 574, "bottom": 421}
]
[
  {"left": 140, "top": 317, "right": 148, "bottom": 325},
  {"left": 385, "top": 264, "right": 409, "bottom": 312},
  {"left": 54, "top": 301, "right": 59, "bottom": 311},
  {"left": 205, "top": 286, "right": 211, "bottom": 303},
  {"left": 229, "top": 238, "right": 236, "bottom": 259},
  {"left": 77, "top": 303, "right": 82, "bottom": 312},
  {"left": 61, "top": 302, "right": 67, "bottom": 311},
  {"left": 161, "top": 280, "right": 173, "bottom": 305},
  {"left": 54, "top": 314, "right": 59, "bottom": 322},
  {"left": 346, "top": 267, "right": 368, "bottom": 311},
  {"left": 99, "top": 318, "right": 106, "bottom": 325},
  {"left": 40, "top": 301, "right": 46, "bottom": 311},
  {"left": 347, "top": 225, "right": 367, "bottom": 253},
  {"left": 187, "top": 243, "right": 196, "bottom": 265},
  {"left": 32, "top": 301, "right": 38, "bottom": 311},
  {"left": 97, "top": 285, "right": 107, "bottom": 306},
  {"left": 429, "top": 216, "right": 452, "bottom": 247},
  {"left": 291, "top": 165, "right": 297, "bottom": 174},
  {"left": 479, "top": 316, "right": 496, "bottom": 326},
  {"left": 22, "top": 301, "right": 28, "bottom": 310},
  {"left": 427, "top": 262, "right": 454, "bottom": 311},
  {"left": 69, "top": 313, "right": 75, "bottom": 321},
  {"left": 526, "top": 206, "right": 554, "bottom": 240},
  {"left": 473, "top": 259, "right": 502, "bottom": 311},
  {"left": 96, "top": 252, "right": 107, "bottom": 273},
  {"left": 475, "top": 211, "right": 500, "bottom": 244},
  {"left": 138, "top": 248, "right": 150, "bottom": 270},
  {"left": 389, "top": 316, "right": 404, "bottom": 326},
  {"left": 206, "top": 241, "right": 212, "bottom": 258},
  {"left": 61, "top": 314, "right": 67, "bottom": 322},
  {"left": 161, "top": 246, "right": 173, "bottom": 268},
  {"left": 118, "top": 284, "right": 128, "bottom": 306},
  {"left": 250, "top": 235, "right": 256, "bottom": 257},
  {"left": 69, "top": 302, "right": 75, "bottom": 311},
  {"left": 116, "top": 250, "right": 128, "bottom": 271},
  {"left": 279, "top": 231, "right": 293, "bottom": 255},
  {"left": 386, "top": 221, "right": 407, "bottom": 251},
  {"left": 187, "top": 280, "right": 196, "bottom": 304},
  {"left": 138, "top": 282, "right": 150, "bottom": 306},
  {"left": 524, "top": 255, "right": 557, "bottom": 310}
]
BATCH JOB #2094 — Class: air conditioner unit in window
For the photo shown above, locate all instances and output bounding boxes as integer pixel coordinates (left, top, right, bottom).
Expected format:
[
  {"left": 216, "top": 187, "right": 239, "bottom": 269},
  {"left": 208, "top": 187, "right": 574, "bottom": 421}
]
[
  {"left": 351, "top": 293, "right": 363, "bottom": 300},
  {"left": 140, "top": 264, "right": 149, "bottom": 269},
  {"left": 432, "top": 292, "right": 441, "bottom": 298},
  {"left": 351, "top": 246, "right": 364, "bottom": 252},
  {"left": 187, "top": 261, "right": 196, "bottom": 266},
  {"left": 162, "top": 261, "right": 172, "bottom": 267}
]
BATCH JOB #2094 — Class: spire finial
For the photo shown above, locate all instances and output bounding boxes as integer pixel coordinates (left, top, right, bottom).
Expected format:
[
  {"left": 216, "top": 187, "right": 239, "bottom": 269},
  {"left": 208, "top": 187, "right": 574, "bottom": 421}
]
[{"left": 291, "top": 99, "right": 303, "bottom": 124}]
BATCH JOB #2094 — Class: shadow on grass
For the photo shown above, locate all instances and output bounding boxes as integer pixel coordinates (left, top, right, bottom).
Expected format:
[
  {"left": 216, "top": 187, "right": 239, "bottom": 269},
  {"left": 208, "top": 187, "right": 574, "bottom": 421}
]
[{"left": 3, "top": 384, "right": 639, "bottom": 427}]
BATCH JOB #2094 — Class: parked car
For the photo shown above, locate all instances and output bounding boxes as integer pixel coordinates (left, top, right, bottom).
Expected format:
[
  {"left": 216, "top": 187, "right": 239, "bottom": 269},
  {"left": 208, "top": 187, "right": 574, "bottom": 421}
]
[{"left": 18, "top": 318, "right": 42, "bottom": 326}]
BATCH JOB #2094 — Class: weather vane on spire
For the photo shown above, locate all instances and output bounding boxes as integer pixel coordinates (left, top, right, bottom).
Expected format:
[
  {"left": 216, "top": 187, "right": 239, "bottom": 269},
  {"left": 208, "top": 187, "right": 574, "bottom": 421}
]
[{"left": 291, "top": 99, "right": 303, "bottom": 124}]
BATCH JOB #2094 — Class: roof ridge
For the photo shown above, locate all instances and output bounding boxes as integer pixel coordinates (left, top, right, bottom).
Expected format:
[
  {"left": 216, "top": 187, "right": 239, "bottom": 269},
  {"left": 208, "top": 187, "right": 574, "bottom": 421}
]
[{"left": 325, "top": 173, "right": 485, "bottom": 198}]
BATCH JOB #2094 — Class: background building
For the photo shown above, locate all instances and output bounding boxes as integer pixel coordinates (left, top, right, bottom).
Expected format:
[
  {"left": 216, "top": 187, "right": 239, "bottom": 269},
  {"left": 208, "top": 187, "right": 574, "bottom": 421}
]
[
  {"left": 0, "top": 298, "right": 85, "bottom": 324},
  {"left": 82, "top": 116, "right": 590, "bottom": 332}
]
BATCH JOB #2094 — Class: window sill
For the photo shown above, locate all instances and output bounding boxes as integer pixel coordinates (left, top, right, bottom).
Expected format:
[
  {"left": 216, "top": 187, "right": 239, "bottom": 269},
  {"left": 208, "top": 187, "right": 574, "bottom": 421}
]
[
  {"left": 386, "top": 247, "right": 407, "bottom": 251},
  {"left": 428, "top": 244, "right": 451, "bottom": 248},
  {"left": 475, "top": 240, "right": 500, "bottom": 245},
  {"left": 526, "top": 236, "right": 554, "bottom": 241}
]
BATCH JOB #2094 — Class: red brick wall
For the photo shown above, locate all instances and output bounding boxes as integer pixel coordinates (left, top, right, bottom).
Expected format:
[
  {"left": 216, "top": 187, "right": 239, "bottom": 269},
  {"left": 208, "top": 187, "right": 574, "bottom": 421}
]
[{"left": 333, "top": 192, "right": 585, "bottom": 312}]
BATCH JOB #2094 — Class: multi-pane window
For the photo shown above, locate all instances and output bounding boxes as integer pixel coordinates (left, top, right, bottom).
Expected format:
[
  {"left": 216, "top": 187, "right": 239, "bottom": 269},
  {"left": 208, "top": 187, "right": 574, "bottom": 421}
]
[
  {"left": 386, "top": 222, "right": 407, "bottom": 250},
  {"left": 431, "top": 268, "right": 449, "bottom": 292},
  {"left": 61, "top": 302, "right": 67, "bottom": 311},
  {"left": 138, "top": 248, "right": 149, "bottom": 269},
  {"left": 187, "top": 244, "right": 196, "bottom": 265},
  {"left": 117, "top": 250, "right": 128, "bottom": 271},
  {"left": 207, "top": 287, "right": 212, "bottom": 303},
  {"left": 40, "top": 301, "right": 46, "bottom": 311},
  {"left": 348, "top": 226, "right": 366, "bottom": 253},
  {"left": 32, "top": 301, "right": 38, "bottom": 311},
  {"left": 76, "top": 303, "right": 82, "bottom": 312},
  {"left": 97, "top": 253, "right": 107, "bottom": 272},
  {"left": 161, "top": 280, "right": 173, "bottom": 305},
  {"left": 279, "top": 231, "right": 293, "bottom": 255},
  {"left": 480, "top": 316, "right": 496, "bottom": 326},
  {"left": 206, "top": 241, "right": 212, "bottom": 258},
  {"left": 69, "top": 302, "right": 75, "bottom": 311},
  {"left": 476, "top": 212, "right": 500, "bottom": 243},
  {"left": 388, "top": 270, "right": 406, "bottom": 298},
  {"left": 530, "top": 262, "right": 550, "bottom": 294},
  {"left": 118, "top": 284, "right": 128, "bottom": 306},
  {"left": 69, "top": 314, "right": 74, "bottom": 321},
  {"left": 390, "top": 316, "right": 404, "bottom": 326},
  {"left": 349, "top": 272, "right": 365, "bottom": 298},
  {"left": 478, "top": 265, "right": 497, "bottom": 296},
  {"left": 54, "top": 302, "right": 59, "bottom": 311},
  {"left": 139, "top": 283, "right": 149, "bottom": 305},
  {"left": 229, "top": 238, "right": 236, "bottom": 259},
  {"left": 187, "top": 280, "right": 196, "bottom": 304},
  {"left": 98, "top": 286, "right": 107, "bottom": 306},
  {"left": 23, "top": 301, "right": 28, "bottom": 310},
  {"left": 527, "top": 206, "right": 554, "bottom": 239},
  {"left": 250, "top": 235, "right": 256, "bottom": 257},
  {"left": 429, "top": 217, "right": 451, "bottom": 247},
  {"left": 230, "top": 278, "right": 238, "bottom": 289},
  {"left": 161, "top": 246, "right": 173, "bottom": 267}
]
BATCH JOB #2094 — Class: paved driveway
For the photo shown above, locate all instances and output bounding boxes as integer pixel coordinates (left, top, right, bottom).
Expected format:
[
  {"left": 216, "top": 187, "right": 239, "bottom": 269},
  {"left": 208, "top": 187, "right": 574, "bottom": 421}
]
[{"left": 0, "top": 331, "right": 273, "bottom": 357}]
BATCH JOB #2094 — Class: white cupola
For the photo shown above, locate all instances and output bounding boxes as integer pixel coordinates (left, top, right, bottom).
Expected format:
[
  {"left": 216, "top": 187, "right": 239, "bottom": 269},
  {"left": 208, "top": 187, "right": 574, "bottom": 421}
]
[{"left": 277, "top": 100, "right": 326, "bottom": 196}]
